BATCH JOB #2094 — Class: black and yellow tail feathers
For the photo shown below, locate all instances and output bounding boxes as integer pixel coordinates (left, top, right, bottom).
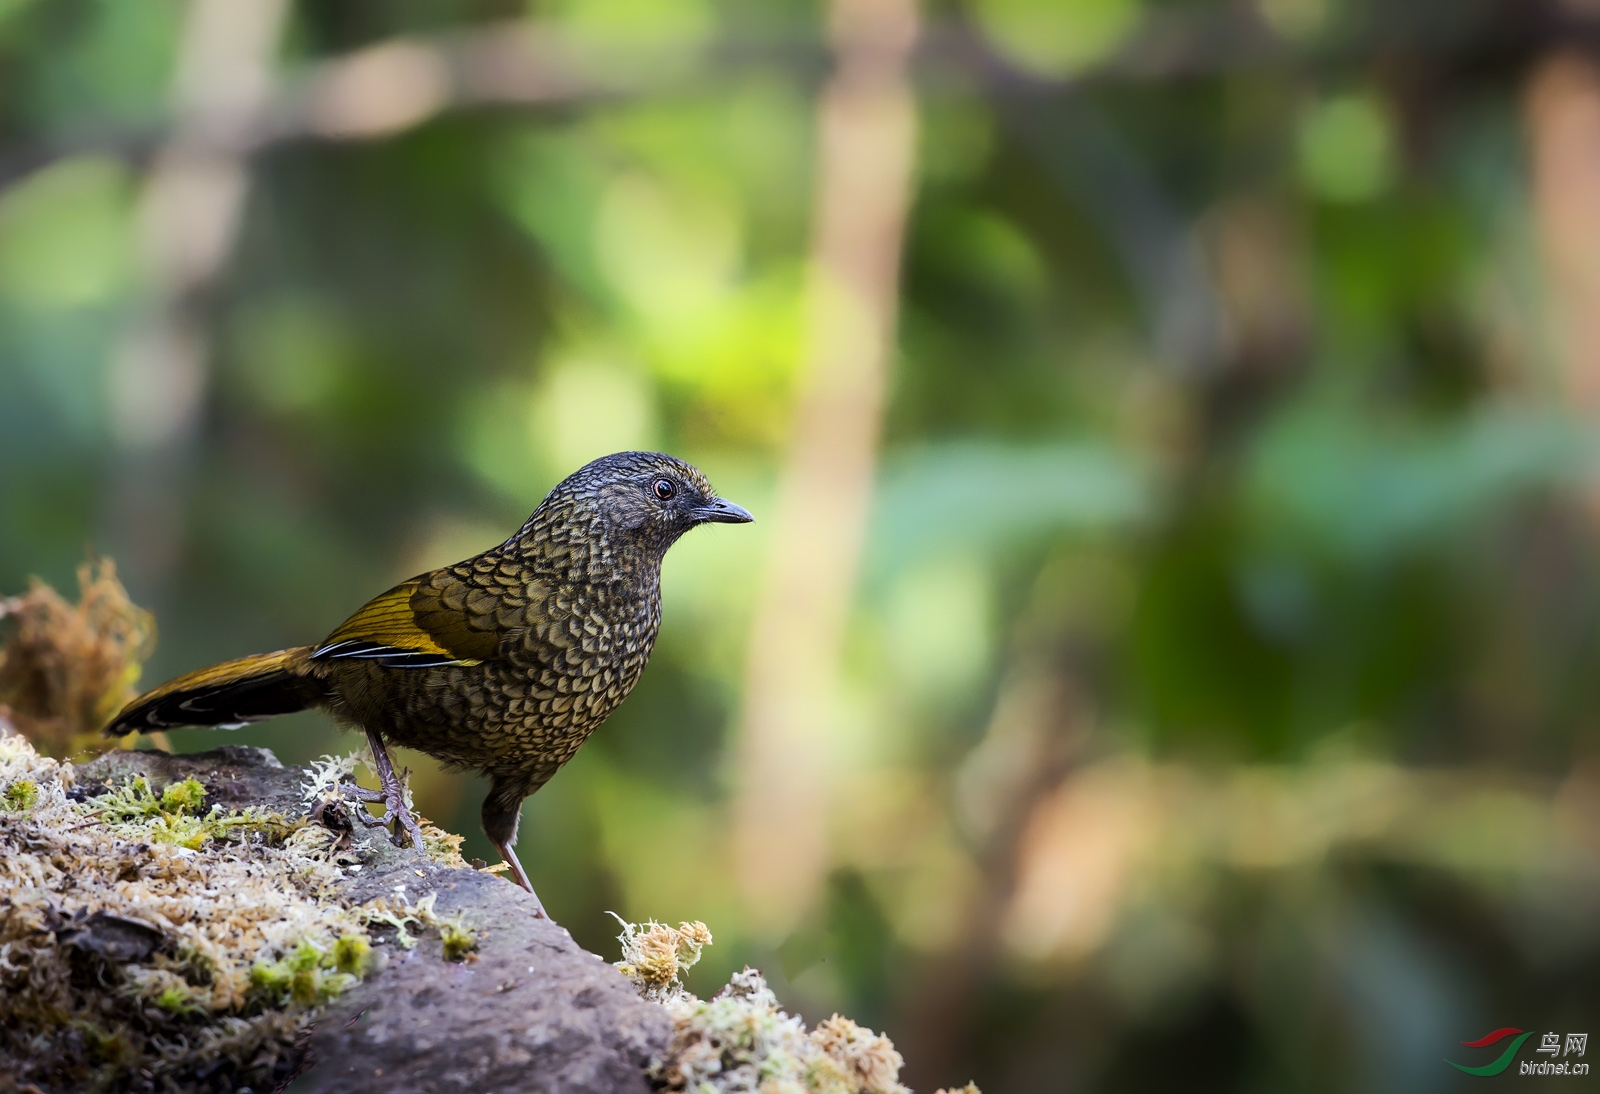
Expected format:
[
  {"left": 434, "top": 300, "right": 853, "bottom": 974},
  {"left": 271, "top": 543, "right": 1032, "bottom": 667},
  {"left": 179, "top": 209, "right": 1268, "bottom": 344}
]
[{"left": 106, "top": 647, "right": 321, "bottom": 736}]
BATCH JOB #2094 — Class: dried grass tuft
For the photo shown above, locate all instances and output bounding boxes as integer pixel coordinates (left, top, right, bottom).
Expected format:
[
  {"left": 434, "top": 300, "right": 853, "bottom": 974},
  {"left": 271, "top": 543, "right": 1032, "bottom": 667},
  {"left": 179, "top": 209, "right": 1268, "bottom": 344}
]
[{"left": 0, "top": 559, "right": 155, "bottom": 758}]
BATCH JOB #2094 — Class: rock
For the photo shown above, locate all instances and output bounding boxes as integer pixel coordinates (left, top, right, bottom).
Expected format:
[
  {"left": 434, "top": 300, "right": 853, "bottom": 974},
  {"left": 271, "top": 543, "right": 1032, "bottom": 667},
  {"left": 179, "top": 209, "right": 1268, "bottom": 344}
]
[
  {"left": 57, "top": 910, "right": 166, "bottom": 964},
  {"left": 77, "top": 746, "right": 672, "bottom": 1094},
  {"left": 296, "top": 873, "right": 668, "bottom": 1094}
]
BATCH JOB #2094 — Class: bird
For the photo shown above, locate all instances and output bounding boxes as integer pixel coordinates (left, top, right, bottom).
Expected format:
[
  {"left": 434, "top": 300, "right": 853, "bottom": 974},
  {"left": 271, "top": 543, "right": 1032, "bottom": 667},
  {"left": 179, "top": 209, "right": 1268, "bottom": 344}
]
[{"left": 106, "top": 451, "right": 753, "bottom": 916}]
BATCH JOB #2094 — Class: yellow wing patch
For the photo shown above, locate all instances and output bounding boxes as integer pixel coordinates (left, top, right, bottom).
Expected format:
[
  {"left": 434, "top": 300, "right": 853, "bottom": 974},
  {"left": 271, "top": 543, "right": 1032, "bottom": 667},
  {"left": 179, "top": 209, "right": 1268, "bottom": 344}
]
[{"left": 315, "top": 578, "right": 492, "bottom": 667}]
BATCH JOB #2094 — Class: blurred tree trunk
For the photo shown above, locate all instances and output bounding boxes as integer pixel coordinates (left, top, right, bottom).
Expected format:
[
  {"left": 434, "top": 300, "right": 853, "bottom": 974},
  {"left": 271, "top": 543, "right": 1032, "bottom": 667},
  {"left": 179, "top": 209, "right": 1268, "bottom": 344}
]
[
  {"left": 1527, "top": 51, "right": 1600, "bottom": 414},
  {"left": 106, "top": 0, "right": 287, "bottom": 599},
  {"left": 733, "top": 0, "right": 919, "bottom": 934}
]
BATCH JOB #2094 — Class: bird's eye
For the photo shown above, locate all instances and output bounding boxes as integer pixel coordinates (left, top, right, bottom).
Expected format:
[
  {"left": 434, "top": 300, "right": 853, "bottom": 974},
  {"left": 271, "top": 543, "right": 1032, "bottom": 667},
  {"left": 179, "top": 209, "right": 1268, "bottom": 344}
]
[{"left": 653, "top": 478, "right": 677, "bottom": 501}]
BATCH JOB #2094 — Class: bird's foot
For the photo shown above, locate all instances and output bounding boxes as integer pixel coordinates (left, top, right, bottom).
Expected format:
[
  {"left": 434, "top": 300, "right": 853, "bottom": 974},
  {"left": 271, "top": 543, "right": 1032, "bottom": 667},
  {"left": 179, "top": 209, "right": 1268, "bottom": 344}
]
[
  {"left": 334, "top": 782, "right": 390, "bottom": 827},
  {"left": 335, "top": 779, "right": 427, "bottom": 853},
  {"left": 356, "top": 729, "right": 430, "bottom": 854}
]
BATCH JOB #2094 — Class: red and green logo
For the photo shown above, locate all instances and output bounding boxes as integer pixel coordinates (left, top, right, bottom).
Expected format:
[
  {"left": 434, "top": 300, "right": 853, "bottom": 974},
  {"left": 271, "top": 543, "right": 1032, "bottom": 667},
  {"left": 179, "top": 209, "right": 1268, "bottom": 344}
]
[{"left": 1447, "top": 1028, "right": 1534, "bottom": 1076}]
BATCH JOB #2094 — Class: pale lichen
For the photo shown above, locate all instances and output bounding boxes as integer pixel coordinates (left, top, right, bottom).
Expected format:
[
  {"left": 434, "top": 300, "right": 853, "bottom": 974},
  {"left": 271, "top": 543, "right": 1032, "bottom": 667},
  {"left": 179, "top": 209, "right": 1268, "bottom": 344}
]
[
  {"left": 362, "top": 889, "right": 477, "bottom": 961},
  {"left": 302, "top": 748, "right": 368, "bottom": 804},
  {"left": 612, "top": 917, "right": 967, "bottom": 1094},
  {"left": 653, "top": 966, "right": 910, "bottom": 1094},
  {"left": 0, "top": 731, "right": 378, "bottom": 1090}
]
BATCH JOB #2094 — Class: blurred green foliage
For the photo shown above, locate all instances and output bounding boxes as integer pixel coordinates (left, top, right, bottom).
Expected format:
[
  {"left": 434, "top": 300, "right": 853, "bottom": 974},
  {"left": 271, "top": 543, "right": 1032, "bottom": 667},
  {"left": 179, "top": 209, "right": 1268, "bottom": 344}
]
[{"left": 4, "top": 1, "right": 1600, "bottom": 1091}]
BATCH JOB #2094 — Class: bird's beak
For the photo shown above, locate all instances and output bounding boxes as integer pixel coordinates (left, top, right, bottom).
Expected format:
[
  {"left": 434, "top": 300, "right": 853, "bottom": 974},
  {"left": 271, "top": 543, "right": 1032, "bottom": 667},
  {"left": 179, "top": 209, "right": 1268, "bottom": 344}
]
[{"left": 693, "top": 497, "right": 755, "bottom": 524}]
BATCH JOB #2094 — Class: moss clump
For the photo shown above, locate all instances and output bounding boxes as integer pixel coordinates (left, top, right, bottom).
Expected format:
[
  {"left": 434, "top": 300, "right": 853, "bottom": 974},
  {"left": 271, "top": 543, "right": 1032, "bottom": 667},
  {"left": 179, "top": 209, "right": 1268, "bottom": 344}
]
[
  {"left": 439, "top": 917, "right": 478, "bottom": 962},
  {"left": 332, "top": 932, "right": 374, "bottom": 975},
  {"left": 160, "top": 774, "right": 206, "bottom": 812},
  {"left": 611, "top": 914, "right": 712, "bottom": 1002},
  {"left": 248, "top": 937, "right": 366, "bottom": 1009},
  {"left": 3, "top": 777, "right": 36, "bottom": 810},
  {"left": 652, "top": 967, "right": 908, "bottom": 1094},
  {"left": 363, "top": 890, "right": 476, "bottom": 961},
  {"left": 613, "top": 918, "right": 968, "bottom": 1094},
  {"left": 0, "top": 571, "right": 486, "bottom": 1090},
  {"left": 421, "top": 820, "right": 469, "bottom": 866},
  {"left": 86, "top": 770, "right": 299, "bottom": 851},
  {"left": 155, "top": 983, "right": 203, "bottom": 1016},
  {"left": 810, "top": 1014, "right": 909, "bottom": 1094},
  {"left": 0, "top": 732, "right": 376, "bottom": 1092}
]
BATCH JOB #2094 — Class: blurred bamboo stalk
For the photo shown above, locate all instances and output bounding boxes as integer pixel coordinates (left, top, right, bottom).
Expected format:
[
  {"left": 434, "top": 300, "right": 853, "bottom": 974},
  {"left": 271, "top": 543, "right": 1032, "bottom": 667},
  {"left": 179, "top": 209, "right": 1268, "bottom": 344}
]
[
  {"left": 105, "top": 0, "right": 288, "bottom": 594},
  {"left": 1526, "top": 52, "right": 1600, "bottom": 413},
  {"left": 732, "top": 0, "right": 920, "bottom": 934}
]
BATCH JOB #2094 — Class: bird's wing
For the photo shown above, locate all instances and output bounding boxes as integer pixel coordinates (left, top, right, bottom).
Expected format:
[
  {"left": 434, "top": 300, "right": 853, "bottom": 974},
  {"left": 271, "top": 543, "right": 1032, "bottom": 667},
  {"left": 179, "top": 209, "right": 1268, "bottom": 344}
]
[{"left": 311, "top": 567, "right": 511, "bottom": 668}]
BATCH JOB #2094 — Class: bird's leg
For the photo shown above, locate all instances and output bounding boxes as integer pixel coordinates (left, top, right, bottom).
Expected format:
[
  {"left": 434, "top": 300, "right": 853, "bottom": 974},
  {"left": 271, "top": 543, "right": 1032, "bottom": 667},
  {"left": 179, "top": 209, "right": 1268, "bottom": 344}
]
[
  {"left": 493, "top": 839, "right": 548, "bottom": 919},
  {"left": 482, "top": 776, "right": 550, "bottom": 918},
  {"left": 389, "top": 772, "right": 410, "bottom": 844},
  {"left": 356, "top": 727, "right": 428, "bottom": 853}
]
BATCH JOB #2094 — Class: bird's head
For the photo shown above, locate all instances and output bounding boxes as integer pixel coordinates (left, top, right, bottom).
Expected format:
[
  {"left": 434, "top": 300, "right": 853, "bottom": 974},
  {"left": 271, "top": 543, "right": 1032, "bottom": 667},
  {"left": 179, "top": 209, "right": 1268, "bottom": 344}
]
[{"left": 537, "top": 451, "right": 753, "bottom": 557}]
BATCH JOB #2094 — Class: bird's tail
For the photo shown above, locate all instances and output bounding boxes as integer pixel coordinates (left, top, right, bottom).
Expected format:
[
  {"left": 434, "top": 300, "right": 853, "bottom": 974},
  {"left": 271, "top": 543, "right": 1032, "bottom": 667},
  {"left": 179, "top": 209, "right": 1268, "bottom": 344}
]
[{"left": 106, "top": 647, "right": 323, "bottom": 736}]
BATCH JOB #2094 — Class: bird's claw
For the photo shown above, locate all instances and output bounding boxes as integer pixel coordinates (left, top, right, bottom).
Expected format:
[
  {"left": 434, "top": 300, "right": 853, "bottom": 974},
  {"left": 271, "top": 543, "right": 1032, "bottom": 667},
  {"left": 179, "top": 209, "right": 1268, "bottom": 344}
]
[
  {"left": 334, "top": 779, "right": 427, "bottom": 852},
  {"left": 333, "top": 783, "right": 389, "bottom": 827}
]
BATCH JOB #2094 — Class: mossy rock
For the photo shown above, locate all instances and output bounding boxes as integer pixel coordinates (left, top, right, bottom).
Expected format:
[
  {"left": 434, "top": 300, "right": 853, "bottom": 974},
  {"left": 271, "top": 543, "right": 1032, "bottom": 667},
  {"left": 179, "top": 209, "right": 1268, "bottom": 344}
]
[{"left": 2, "top": 741, "right": 669, "bottom": 1094}]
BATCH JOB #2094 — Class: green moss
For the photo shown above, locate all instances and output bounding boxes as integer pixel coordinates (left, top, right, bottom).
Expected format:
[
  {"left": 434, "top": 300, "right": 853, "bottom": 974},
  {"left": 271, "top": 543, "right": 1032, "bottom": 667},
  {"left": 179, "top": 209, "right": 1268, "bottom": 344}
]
[
  {"left": 2, "top": 737, "right": 479, "bottom": 1091},
  {"left": 139, "top": 811, "right": 208, "bottom": 850},
  {"left": 290, "top": 968, "right": 321, "bottom": 1008},
  {"left": 87, "top": 773, "right": 299, "bottom": 849},
  {"left": 3, "top": 779, "right": 37, "bottom": 810},
  {"left": 248, "top": 959, "right": 292, "bottom": 998},
  {"left": 73, "top": 1020, "right": 137, "bottom": 1067},
  {"left": 154, "top": 984, "right": 200, "bottom": 1016},
  {"left": 196, "top": 805, "right": 299, "bottom": 843},
  {"left": 249, "top": 938, "right": 364, "bottom": 1010},
  {"left": 332, "top": 934, "right": 372, "bottom": 975},
  {"left": 92, "top": 774, "right": 164, "bottom": 822},
  {"left": 440, "top": 919, "right": 477, "bottom": 962},
  {"left": 159, "top": 776, "right": 205, "bottom": 814}
]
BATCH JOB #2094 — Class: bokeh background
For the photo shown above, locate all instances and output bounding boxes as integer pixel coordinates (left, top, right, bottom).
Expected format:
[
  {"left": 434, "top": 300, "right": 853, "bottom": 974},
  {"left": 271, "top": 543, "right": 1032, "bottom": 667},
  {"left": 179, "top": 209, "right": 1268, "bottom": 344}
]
[{"left": 4, "top": 0, "right": 1600, "bottom": 1090}]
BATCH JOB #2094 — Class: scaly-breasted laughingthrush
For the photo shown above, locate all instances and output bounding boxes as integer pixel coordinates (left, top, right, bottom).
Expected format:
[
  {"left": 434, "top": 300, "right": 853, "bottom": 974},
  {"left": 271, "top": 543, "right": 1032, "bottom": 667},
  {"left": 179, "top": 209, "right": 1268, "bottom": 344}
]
[{"left": 107, "top": 452, "right": 753, "bottom": 915}]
